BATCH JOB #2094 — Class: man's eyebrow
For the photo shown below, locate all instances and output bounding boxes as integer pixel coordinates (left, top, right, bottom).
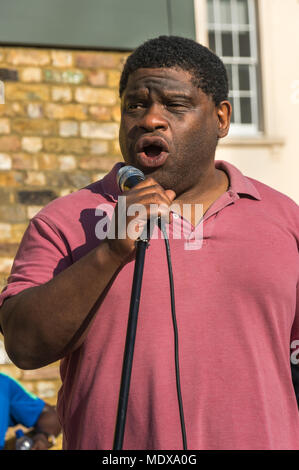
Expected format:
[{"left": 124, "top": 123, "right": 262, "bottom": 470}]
[
  {"left": 163, "top": 91, "right": 193, "bottom": 99},
  {"left": 124, "top": 89, "right": 148, "bottom": 98},
  {"left": 124, "top": 89, "right": 193, "bottom": 100}
]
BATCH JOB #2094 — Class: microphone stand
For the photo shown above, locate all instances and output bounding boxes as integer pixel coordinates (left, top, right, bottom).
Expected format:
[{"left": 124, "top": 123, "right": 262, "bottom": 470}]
[{"left": 113, "top": 222, "right": 151, "bottom": 450}]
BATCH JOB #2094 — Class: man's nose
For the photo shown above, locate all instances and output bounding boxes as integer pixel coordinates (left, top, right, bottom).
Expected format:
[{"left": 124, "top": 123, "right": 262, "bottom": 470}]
[{"left": 139, "top": 103, "right": 168, "bottom": 131}]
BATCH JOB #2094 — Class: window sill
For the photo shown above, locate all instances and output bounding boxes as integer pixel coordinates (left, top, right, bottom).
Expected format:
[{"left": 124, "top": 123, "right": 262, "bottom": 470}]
[{"left": 219, "top": 136, "right": 285, "bottom": 148}]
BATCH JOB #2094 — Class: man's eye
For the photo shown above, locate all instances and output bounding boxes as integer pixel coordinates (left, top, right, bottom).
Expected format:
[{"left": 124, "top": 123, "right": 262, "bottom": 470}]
[
  {"left": 127, "top": 103, "right": 143, "bottom": 111},
  {"left": 166, "top": 102, "right": 187, "bottom": 110}
]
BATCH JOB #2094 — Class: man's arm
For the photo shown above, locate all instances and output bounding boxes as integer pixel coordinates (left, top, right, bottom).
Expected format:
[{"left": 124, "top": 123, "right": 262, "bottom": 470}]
[
  {"left": 0, "top": 239, "right": 124, "bottom": 369},
  {"left": 0, "top": 178, "right": 175, "bottom": 370}
]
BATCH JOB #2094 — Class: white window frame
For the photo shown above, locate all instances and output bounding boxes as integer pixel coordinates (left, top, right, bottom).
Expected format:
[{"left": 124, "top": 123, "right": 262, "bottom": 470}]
[{"left": 194, "top": 0, "right": 261, "bottom": 137}]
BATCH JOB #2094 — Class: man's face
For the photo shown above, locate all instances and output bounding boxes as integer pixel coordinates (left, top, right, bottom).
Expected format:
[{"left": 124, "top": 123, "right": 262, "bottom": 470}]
[{"left": 119, "top": 67, "right": 230, "bottom": 194}]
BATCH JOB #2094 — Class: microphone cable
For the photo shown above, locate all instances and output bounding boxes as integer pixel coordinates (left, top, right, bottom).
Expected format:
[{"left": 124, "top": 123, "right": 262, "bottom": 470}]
[
  {"left": 159, "top": 217, "right": 188, "bottom": 451},
  {"left": 117, "top": 166, "right": 187, "bottom": 449}
]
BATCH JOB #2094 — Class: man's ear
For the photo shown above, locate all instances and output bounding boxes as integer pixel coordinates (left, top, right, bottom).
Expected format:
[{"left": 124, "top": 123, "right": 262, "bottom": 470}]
[{"left": 216, "top": 100, "right": 232, "bottom": 139}]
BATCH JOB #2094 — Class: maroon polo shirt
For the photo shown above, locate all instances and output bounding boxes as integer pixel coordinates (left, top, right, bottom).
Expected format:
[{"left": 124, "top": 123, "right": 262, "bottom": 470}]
[{"left": 0, "top": 160, "right": 299, "bottom": 449}]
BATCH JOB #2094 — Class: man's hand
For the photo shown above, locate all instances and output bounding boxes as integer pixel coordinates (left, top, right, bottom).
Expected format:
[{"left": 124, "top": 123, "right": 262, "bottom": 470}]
[
  {"left": 106, "top": 177, "right": 176, "bottom": 263},
  {"left": 0, "top": 180, "right": 176, "bottom": 369}
]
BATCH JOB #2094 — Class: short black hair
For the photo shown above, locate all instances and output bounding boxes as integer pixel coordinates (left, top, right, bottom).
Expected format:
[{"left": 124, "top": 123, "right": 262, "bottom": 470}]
[{"left": 119, "top": 35, "right": 229, "bottom": 106}]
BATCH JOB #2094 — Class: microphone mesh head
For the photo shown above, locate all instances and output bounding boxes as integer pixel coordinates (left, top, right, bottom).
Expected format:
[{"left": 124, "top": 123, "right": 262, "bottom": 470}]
[{"left": 117, "top": 165, "right": 145, "bottom": 191}]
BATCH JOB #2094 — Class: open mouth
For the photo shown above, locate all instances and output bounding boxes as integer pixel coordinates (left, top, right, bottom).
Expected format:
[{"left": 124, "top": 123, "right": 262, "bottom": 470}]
[
  {"left": 135, "top": 136, "right": 170, "bottom": 168},
  {"left": 143, "top": 144, "right": 164, "bottom": 158}
]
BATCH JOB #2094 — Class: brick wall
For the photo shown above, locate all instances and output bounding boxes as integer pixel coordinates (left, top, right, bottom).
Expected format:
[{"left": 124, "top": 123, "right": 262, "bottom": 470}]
[
  {"left": 0, "top": 46, "right": 129, "bottom": 446},
  {"left": 0, "top": 47, "right": 128, "bottom": 288}
]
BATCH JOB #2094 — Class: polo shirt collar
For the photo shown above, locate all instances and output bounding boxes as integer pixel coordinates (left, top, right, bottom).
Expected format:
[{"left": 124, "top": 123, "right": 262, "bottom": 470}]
[
  {"left": 215, "top": 159, "right": 262, "bottom": 201},
  {"left": 100, "top": 160, "right": 262, "bottom": 202}
]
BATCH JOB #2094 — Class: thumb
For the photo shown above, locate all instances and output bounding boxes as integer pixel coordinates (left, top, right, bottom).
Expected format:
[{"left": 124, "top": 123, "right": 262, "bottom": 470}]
[{"left": 165, "top": 189, "right": 176, "bottom": 202}]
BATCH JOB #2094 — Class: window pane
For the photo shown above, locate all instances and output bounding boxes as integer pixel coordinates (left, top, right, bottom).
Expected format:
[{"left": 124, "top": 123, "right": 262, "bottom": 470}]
[
  {"left": 240, "top": 97, "right": 252, "bottom": 123},
  {"left": 207, "top": 0, "right": 259, "bottom": 132},
  {"left": 225, "top": 64, "right": 233, "bottom": 89},
  {"left": 238, "top": 65, "right": 250, "bottom": 90},
  {"left": 207, "top": 0, "right": 215, "bottom": 23},
  {"left": 239, "top": 31, "right": 251, "bottom": 57},
  {"left": 236, "top": 0, "right": 249, "bottom": 24},
  {"left": 222, "top": 32, "right": 233, "bottom": 56},
  {"left": 220, "top": 0, "right": 232, "bottom": 24},
  {"left": 229, "top": 97, "right": 235, "bottom": 123},
  {"left": 208, "top": 31, "right": 216, "bottom": 52}
]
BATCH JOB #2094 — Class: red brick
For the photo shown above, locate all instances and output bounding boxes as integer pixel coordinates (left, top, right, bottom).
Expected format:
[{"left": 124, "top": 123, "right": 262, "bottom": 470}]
[
  {"left": 0, "top": 172, "right": 23, "bottom": 187},
  {"left": 88, "top": 105, "right": 112, "bottom": 121},
  {"left": 0, "top": 188, "right": 14, "bottom": 204},
  {"left": 45, "top": 103, "right": 88, "bottom": 120},
  {"left": 0, "top": 135, "right": 21, "bottom": 152},
  {"left": 75, "top": 52, "right": 119, "bottom": 69},
  {"left": 0, "top": 204, "right": 27, "bottom": 223},
  {"left": 0, "top": 103, "right": 27, "bottom": 118},
  {"left": 6, "top": 49, "right": 50, "bottom": 66},
  {"left": 79, "top": 155, "right": 120, "bottom": 171},
  {"left": 43, "top": 137, "right": 90, "bottom": 154},
  {"left": 0, "top": 119, "right": 10, "bottom": 134},
  {"left": 12, "top": 119, "right": 56, "bottom": 136},
  {"left": 87, "top": 70, "right": 106, "bottom": 86},
  {"left": 36, "top": 153, "right": 57, "bottom": 170},
  {"left": 11, "top": 153, "right": 37, "bottom": 170},
  {"left": 5, "top": 83, "right": 50, "bottom": 101},
  {"left": 107, "top": 69, "right": 121, "bottom": 88}
]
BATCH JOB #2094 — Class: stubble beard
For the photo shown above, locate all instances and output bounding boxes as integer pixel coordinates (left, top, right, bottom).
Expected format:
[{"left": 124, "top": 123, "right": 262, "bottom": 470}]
[{"left": 121, "top": 133, "right": 218, "bottom": 196}]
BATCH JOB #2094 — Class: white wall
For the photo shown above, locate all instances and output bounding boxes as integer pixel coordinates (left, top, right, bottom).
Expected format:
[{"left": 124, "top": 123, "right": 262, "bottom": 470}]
[{"left": 195, "top": 0, "right": 299, "bottom": 203}]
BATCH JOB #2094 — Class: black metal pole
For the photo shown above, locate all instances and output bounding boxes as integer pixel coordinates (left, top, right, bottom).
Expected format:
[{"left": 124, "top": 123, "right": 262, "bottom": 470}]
[{"left": 113, "top": 236, "right": 149, "bottom": 450}]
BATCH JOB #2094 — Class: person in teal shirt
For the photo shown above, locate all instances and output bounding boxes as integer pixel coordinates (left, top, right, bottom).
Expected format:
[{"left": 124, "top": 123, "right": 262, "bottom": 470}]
[{"left": 0, "top": 373, "right": 60, "bottom": 450}]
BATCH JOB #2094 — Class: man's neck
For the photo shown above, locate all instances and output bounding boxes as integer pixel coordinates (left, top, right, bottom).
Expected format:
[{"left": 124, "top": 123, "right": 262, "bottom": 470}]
[{"left": 173, "top": 166, "right": 229, "bottom": 226}]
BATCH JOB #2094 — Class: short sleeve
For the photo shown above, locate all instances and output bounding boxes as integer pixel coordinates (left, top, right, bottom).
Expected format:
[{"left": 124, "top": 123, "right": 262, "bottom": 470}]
[
  {"left": 0, "top": 216, "right": 71, "bottom": 308},
  {"left": 8, "top": 375, "right": 45, "bottom": 428}
]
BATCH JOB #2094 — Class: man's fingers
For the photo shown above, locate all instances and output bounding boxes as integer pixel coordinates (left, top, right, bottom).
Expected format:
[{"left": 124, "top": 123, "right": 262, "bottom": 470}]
[
  {"left": 165, "top": 189, "right": 176, "bottom": 202},
  {"left": 127, "top": 182, "right": 176, "bottom": 207},
  {"left": 128, "top": 178, "right": 176, "bottom": 202}
]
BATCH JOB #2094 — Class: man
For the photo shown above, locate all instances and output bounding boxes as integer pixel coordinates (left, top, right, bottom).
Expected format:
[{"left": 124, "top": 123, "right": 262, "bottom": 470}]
[
  {"left": 0, "top": 372, "right": 61, "bottom": 449},
  {"left": 0, "top": 36, "right": 298, "bottom": 450}
]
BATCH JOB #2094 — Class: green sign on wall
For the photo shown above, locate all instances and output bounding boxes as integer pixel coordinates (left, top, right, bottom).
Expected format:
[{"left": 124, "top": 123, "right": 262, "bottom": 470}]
[{"left": 0, "top": 0, "right": 196, "bottom": 50}]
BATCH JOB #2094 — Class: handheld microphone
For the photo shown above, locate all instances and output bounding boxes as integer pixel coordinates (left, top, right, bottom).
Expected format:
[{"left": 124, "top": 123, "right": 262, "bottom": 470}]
[
  {"left": 117, "top": 165, "right": 145, "bottom": 192},
  {"left": 117, "top": 165, "right": 153, "bottom": 241}
]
